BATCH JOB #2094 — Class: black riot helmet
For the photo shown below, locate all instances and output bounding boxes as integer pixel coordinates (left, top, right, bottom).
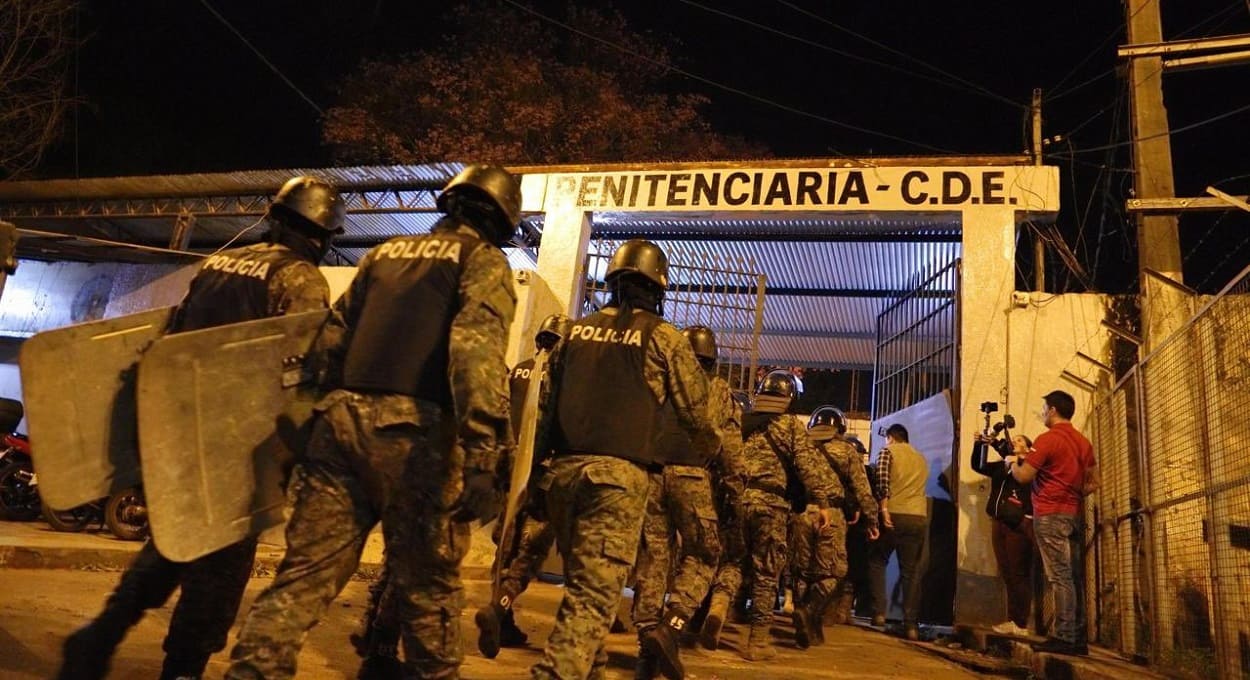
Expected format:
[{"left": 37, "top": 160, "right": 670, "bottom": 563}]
[
  {"left": 753, "top": 369, "right": 801, "bottom": 414},
  {"left": 606, "top": 239, "right": 669, "bottom": 289},
  {"left": 535, "top": 313, "right": 572, "bottom": 351},
  {"left": 269, "top": 176, "right": 346, "bottom": 235},
  {"left": 807, "top": 405, "right": 848, "bottom": 442},
  {"left": 682, "top": 325, "right": 718, "bottom": 366},
  {"left": 436, "top": 164, "right": 523, "bottom": 248}
]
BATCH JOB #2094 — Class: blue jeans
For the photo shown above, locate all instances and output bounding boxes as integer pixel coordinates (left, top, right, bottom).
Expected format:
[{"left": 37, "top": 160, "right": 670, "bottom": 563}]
[{"left": 1034, "top": 513, "right": 1084, "bottom": 643}]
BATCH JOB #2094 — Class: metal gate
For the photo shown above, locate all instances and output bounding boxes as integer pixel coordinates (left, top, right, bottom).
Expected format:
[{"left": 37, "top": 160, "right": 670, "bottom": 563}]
[
  {"left": 582, "top": 237, "right": 765, "bottom": 392},
  {"left": 871, "top": 259, "right": 961, "bottom": 421}
]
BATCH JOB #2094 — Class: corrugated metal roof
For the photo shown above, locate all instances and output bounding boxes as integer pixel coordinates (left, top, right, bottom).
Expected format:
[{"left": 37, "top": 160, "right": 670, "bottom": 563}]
[
  {"left": 2, "top": 162, "right": 963, "bottom": 369},
  {"left": 0, "top": 163, "right": 465, "bottom": 201}
]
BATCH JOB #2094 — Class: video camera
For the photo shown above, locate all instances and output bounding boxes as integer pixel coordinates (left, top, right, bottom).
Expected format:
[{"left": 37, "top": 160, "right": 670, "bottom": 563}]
[{"left": 979, "top": 402, "right": 1016, "bottom": 456}]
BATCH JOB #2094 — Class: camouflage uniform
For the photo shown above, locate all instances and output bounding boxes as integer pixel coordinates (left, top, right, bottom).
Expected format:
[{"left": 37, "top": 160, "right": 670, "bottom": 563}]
[
  {"left": 497, "top": 511, "right": 557, "bottom": 608},
  {"left": 633, "top": 372, "right": 743, "bottom": 640},
  {"left": 790, "top": 436, "right": 878, "bottom": 628},
  {"left": 58, "top": 241, "right": 329, "bottom": 680},
  {"left": 532, "top": 309, "right": 720, "bottom": 680},
  {"left": 737, "top": 415, "right": 840, "bottom": 637},
  {"left": 631, "top": 465, "right": 720, "bottom": 633},
  {"left": 227, "top": 223, "right": 515, "bottom": 680},
  {"left": 706, "top": 376, "right": 747, "bottom": 602}
]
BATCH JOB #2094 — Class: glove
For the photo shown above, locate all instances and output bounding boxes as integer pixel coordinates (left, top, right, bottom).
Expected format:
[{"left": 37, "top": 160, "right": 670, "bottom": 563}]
[{"left": 453, "top": 469, "right": 502, "bottom": 523}]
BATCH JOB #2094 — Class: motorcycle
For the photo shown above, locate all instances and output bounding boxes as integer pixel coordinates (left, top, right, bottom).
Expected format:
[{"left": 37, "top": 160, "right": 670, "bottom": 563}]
[
  {"left": 0, "top": 397, "right": 149, "bottom": 540},
  {"left": 0, "top": 398, "right": 39, "bottom": 521},
  {"left": 32, "top": 472, "right": 150, "bottom": 541}
]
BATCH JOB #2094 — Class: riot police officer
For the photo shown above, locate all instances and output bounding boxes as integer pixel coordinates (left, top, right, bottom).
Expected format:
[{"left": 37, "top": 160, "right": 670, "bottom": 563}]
[
  {"left": 792, "top": 406, "right": 879, "bottom": 647},
  {"left": 733, "top": 371, "right": 840, "bottom": 661},
  {"left": 226, "top": 165, "right": 520, "bottom": 680},
  {"left": 57, "top": 176, "right": 344, "bottom": 680},
  {"left": 475, "top": 312, "right": 572, "bottom": 658},
  {"left": 531, "top": 239, "right": 720, "bottom": 680},
  {"left": 632, "top": 325, "right": 741, "bottom": 679}
]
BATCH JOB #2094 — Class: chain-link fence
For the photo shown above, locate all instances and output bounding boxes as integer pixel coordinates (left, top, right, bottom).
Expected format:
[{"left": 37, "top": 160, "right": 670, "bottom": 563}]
[
  {"left": 582, "top": 237, "right": 765, "bottom": 392},
  {"left": 1088, "top": 263, "right": 1250, "bottom": 678}
]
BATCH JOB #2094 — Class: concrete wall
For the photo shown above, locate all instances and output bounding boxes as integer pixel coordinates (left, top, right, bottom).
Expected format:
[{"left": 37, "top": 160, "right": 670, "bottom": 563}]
[{"left": 954, "top": 291, "right": 1111, "bottom": 625}]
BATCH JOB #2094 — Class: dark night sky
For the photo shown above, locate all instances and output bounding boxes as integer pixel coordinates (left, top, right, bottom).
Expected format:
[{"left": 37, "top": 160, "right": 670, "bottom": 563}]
[{"left": 34, "top": 0, "right": 1250, "bottom": 293}]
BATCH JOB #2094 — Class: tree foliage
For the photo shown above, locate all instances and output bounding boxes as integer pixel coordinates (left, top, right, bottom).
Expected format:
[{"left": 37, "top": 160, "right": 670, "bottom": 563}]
[
  {"left": 322, "top": 1, "right": 768, "bottom": 165},
  {"left": 0, "top": 0, "right": 78, "bottom": 178}
]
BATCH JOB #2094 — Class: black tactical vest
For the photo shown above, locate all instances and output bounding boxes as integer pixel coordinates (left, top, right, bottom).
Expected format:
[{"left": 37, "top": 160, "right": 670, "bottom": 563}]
[
  {"left": 553, "top": 308, "right": 663, "bottom": 466},
  {"left": 175, "top": 243, "right": 307, "bottom": 332},
  {"left": 341, "top": 229, "right": 483, "bottom": 406},
  {"left": 509, "top": 356, "right": 536, "bottom": 436},
  {"left": 655, "top": 401, "right": 703, "bottom": 466}
]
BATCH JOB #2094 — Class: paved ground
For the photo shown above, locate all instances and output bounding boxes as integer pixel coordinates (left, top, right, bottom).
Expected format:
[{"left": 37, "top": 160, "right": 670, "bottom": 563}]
[{"left": 0, "top": 568, "right": 990, "bottom": 680}]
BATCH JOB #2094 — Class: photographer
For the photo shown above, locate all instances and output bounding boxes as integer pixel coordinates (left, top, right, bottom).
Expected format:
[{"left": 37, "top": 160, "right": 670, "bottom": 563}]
[{"left": 971, "top": 418, "right": 1034, "bottom": 638}]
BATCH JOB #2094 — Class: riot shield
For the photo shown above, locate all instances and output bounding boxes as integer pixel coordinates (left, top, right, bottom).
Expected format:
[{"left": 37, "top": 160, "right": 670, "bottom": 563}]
[
  {"left": 492, "top": 347, "right": 549, "bottom": 595},
  {"left": 137, "top": 310, "right": 329, "bottom": 562},
  {"left": 18, "top": 307, "right": 174, "bottom": 510}
]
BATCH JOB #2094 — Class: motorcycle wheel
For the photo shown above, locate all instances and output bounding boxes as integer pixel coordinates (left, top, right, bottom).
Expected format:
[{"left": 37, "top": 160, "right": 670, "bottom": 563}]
[
  {"left": 0, "top": 461, "right": 41, "bottom": 521},
  {"left": 42, "top": 502, "right": 95, "bottom": 532},
  {"left": 105, "top": 487, "right": 149, "bottom": 541}
]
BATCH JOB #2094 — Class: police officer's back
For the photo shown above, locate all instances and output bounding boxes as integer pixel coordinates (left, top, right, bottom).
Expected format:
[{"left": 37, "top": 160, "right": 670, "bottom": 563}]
[
  {"left": 57, "top": 176, "right": 344, "bottom": 680},
  {"left": 532, "top": 239, "right": 719, "bottom": 680}
]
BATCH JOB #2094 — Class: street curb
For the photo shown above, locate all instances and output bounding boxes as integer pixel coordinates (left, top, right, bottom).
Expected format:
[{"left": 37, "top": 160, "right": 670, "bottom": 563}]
[
  {"left": 949, "top": 625, "right": 1167, "bottom": 680},
  {"left": 0, "top": 544, "right": 493, "bottom": 582}
]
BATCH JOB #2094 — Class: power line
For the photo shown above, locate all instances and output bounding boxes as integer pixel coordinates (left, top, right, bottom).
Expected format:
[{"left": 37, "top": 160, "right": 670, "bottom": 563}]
[
  {"left": 195, "top": 0, "right": 324, "bottom": 116},
  {"left": 771, "top": 0, "right": 1025, "bottom": 110},
  {"left": 1047, "top": 1, "right": 1246, "bottom": 102},
  {"left": 500, "top": 0, "right": 954, "bottom": 155},
  {"left": 679, "top": 0, "right": 1024, "bottom": 110},
  {"left": 1046, "top": 1, "right": 1151, "bottom": 99},
  {"left": 1060, "top": 100, "right": 1250, "bottom": 155},
  {"left": 1045, "top": 68, "right": 1115, "bottom": 103}
]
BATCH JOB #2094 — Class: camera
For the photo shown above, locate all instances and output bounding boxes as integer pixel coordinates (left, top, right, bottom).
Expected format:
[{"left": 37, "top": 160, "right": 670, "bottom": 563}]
[{"left": 980, "top": 401, "right": 998, "bottom": 414}]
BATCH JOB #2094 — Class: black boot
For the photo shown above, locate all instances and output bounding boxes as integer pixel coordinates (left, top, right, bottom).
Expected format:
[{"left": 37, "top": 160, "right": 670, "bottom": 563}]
[
  {"left": 159, "top": 653, "right": 210, "bottom": 680},
  {"left": 357, "top": 653, "right": 404, "bottom": 680},
  {"left": 793, "top": 605, "right": 812, "bottom": 650},
  {"left": 475, "top": 602, "right": 506, "bottom": 659},
  {"left": 499, "top": 607, "right": 528, "bottom": 648},
  {"left": 634, "top": 638, "right": 659, "bottom": 680},
  {"left": 57, "top": 611, "right": 137, "bottom": 680},
  {"left": 642, "top": 613, "right": 687, "bottom": 680},
  {"left": 809, "top": 607, "right": 826, "bottom": 646}
]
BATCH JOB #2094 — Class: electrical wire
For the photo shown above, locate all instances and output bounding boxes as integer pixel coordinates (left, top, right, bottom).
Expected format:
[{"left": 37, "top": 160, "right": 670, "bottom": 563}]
[
  {"left": 500, "top": 0, "right": 954, "bottom": 155},
  {"left": 1061, "top": 100, "right": 1250, "bottom": 155},
  {"left": 195, "top": 0, "right": 324, "bottom": 115},
  {"left": 1047, "top": 1, "right": 1246, "bottom": 102},
  {"left": 1046, "top": 0, "right": 1152, "bottom": 99},
  {"left": 210, "top": 216, "right": 267, "bottom": 255},
  {"left": 681, "top": 0, "right": 1024, "bottom": 110},
  {"left": 770, "top": 0, "right": 1024, "bottom": 110}
]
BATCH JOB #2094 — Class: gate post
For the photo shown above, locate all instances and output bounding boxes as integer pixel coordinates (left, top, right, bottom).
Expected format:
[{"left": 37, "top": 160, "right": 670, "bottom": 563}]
[
  {"left": 529, "top": 175, "right": 593, "bottom": 315},
  {"left": 954, "top": 206, "right": 1018, "bottom": 626}
]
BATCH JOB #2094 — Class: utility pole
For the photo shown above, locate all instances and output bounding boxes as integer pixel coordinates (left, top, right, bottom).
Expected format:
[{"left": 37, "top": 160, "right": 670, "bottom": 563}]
[
  {"left": 1031, "top": 88, "right": 1046, "bottom": 292},
  {"left": 1124, "top": 0, "right": 1184, "bottom": 351}
]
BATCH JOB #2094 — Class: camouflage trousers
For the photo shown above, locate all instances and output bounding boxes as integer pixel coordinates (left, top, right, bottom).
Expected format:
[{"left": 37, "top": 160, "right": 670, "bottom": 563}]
[
  {"left": 739, "top": 501, "right": 791, "bottom": 623},
  {"left": 708, "top": 482, "right": 747, "bottom": 601},
  {"left": 496, "top": 513, "right": 557, "bottom": 608},
  {"left": 532, "top": 454, "right": 648, "bottom": 680},
  {"left": 227, "top": 391, "right": 471, "bottom": 680},
  {"left": 632, "top": 465, "right": 721, "bottom": 632},
  {"left": 789, "top": 508, "right": 849, "bottom": 616},
  {"left": 74, "top": 534, "right": 257, "bottom": 678}
]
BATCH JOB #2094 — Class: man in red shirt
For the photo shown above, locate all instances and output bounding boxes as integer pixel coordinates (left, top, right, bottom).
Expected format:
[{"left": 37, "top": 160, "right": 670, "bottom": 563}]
[{"left": 1010, "top": 390, "right": 1099, "bottom": 655}]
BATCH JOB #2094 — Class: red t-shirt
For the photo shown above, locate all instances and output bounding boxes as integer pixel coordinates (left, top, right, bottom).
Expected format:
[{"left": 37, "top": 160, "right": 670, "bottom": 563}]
[{"left": 1027, "top": 422, "right": 1096, "bottom": 516}]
